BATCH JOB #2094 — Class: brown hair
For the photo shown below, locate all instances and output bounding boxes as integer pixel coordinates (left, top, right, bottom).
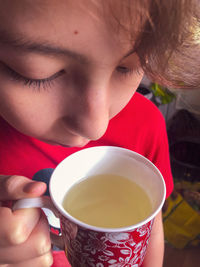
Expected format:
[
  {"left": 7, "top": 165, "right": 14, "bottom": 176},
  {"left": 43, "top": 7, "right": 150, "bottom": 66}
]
[{"left": 106, "top": 0, "right": 200, "bottom": 89}]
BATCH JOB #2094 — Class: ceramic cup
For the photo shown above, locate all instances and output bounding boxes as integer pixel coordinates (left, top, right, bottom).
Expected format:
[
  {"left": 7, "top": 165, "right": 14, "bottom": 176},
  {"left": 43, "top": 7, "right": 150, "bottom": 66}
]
[{"left": 13, "top": 146, "right": 166, "bottom": 267}]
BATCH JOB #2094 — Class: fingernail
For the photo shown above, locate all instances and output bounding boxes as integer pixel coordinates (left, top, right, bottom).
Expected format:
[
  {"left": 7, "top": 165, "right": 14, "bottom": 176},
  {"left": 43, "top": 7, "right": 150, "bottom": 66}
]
[
  {"left": 24, "top": 182, "right": 46, "bottom": 193},
  {"left": 23, "top": 182, "right": 37, "bottom": 193}
]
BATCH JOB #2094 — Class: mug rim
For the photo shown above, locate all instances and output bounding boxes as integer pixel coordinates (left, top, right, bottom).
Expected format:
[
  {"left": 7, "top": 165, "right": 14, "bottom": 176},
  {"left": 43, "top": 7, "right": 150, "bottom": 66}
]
[{"left": 49, "top": 146, "right": 166, "bottom": 233}]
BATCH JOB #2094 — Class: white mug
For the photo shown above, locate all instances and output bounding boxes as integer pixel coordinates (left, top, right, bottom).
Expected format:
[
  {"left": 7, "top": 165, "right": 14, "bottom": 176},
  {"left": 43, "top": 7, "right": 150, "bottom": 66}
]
[{"left": 13, "top": 146, "right": 166, "bottom": 266}]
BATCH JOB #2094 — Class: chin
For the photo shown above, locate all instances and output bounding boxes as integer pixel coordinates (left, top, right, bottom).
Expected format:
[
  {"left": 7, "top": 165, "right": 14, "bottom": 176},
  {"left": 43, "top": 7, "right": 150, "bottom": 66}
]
[
  {"left": 41, "top": 138, "right": 90, "bottom": 148},
  {"left": 68, "top": 139, "right": 90, "bottom": 148}
]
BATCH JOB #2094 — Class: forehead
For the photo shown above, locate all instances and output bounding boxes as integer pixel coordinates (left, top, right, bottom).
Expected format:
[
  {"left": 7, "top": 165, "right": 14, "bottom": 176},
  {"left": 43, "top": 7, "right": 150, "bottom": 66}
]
[
  {"left": 0, "top": 0, "right": 146, "bottom": 47},
  {"left": 0, "top": 1, "right": 100, "bottom": 37}
]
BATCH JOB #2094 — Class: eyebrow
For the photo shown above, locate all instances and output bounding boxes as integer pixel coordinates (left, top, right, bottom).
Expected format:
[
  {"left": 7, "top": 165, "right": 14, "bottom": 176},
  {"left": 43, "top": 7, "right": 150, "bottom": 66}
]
[
  {"left": 0, "top": 30, "right": 135, "bottom": 63},
  {"left": 0, "top": 30, "right": 89, "bottom": 64}
]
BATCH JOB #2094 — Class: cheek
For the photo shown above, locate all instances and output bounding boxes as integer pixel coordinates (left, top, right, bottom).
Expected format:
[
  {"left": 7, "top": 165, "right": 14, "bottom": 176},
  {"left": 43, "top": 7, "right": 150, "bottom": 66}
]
[
  {"left": 109, "top": 71, "right": 143, "bottom": 118},
  {"left": 0, "top": 83, "right": 57, "bottom": 137}
]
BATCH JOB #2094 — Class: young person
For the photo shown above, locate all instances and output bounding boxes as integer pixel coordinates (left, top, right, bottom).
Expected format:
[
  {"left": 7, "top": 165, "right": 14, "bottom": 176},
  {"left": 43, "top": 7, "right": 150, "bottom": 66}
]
[{"left": 0, "top": 1, "right": 199, "bottom": 266}]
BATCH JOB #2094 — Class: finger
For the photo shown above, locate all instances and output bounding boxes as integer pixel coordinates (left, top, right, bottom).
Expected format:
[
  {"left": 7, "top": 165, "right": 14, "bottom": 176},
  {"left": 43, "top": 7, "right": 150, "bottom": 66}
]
[
  {"left": 0, "top": 175, "right": 46, "bottom": 201},
  {"left": 9, "top": 252, "right": 53, "bottom": 267},
  {"left": 0, "top": 207, "right": 41, "bottom": 246},
  {"left": 0, "top": 214, "right": 51, "bottom": 264}
]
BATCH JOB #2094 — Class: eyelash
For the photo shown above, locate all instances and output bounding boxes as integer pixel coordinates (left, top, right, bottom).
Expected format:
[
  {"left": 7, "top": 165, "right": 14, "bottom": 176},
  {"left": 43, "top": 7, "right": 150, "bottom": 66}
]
[
  {"left": 6, "top": 66, "right": 64, "bottom": 90},
  {"left": 5, "top": 65, "right": 133, "bottom": 90},
  {"left": 116, "top": 66, "right": 134, "bottom": 77}
]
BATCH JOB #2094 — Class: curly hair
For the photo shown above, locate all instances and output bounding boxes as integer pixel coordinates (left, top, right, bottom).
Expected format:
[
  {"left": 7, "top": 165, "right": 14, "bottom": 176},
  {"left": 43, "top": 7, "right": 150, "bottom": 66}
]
[{"left": 105, "top": 0, "right": 200, "bottom": 89}]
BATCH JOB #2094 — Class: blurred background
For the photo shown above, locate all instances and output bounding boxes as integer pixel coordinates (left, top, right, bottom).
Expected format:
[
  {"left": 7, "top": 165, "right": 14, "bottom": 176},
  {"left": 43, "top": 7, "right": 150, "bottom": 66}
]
[{"left": 137, "top": 76, "right": 200, "bottom": 267}]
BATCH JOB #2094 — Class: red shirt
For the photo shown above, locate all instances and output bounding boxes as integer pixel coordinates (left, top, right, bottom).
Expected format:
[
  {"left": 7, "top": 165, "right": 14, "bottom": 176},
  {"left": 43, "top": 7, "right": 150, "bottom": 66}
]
[{"left": 0, "top": 92, "right": 173, "bottom": 266}]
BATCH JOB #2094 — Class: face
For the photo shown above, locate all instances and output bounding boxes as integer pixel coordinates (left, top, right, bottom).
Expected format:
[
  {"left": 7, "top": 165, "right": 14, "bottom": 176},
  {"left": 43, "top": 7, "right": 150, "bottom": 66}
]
[{"left": 0, "top": 0, "right": 143, "bottom": 147}]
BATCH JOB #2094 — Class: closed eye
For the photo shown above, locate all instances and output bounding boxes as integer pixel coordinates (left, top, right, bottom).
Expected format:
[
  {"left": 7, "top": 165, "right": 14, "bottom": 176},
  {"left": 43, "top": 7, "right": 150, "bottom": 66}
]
[
  {"left": 116, "top": 66, "right": 133, "bottom": 75},
  {"left": 4, "top": 64, "right": 65, "bottom": 90}
]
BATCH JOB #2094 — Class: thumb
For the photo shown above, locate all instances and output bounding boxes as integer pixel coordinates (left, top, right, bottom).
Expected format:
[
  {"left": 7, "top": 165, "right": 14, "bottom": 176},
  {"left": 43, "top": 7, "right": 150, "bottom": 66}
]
[{"left": 0, "top": 175, "right": 47, "bottom": 201}]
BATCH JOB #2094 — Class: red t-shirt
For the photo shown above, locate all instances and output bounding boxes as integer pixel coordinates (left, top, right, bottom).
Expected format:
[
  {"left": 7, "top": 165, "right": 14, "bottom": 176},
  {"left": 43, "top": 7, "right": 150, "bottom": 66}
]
[{"left": 0, "top": 92, "right": 173, "bottom": 266}]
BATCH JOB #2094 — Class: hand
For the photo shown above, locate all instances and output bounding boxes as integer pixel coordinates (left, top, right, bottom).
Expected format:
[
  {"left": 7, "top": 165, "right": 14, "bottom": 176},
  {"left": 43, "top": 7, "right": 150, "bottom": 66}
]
[{"left": 0, "top": 175, "right": 53, "bottom": 267}]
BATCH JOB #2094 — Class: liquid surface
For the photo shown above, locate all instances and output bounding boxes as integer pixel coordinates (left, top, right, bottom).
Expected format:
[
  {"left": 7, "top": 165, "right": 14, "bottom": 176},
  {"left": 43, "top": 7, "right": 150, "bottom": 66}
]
[{"left": 62, "top": 174, "right": 152, "bottom": 228}]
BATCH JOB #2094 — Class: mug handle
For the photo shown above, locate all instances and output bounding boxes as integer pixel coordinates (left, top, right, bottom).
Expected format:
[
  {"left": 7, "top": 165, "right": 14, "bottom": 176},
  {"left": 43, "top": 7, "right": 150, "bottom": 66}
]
[{"left": 12, "top": 196, "right": 65, "bottom": 250}]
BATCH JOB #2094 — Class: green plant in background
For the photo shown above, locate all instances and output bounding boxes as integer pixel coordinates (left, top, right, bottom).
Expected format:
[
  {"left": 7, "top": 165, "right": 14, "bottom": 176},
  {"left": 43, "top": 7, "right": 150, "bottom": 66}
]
[{"left": 151, "top": 83, "right": 175, "bottom": 104}]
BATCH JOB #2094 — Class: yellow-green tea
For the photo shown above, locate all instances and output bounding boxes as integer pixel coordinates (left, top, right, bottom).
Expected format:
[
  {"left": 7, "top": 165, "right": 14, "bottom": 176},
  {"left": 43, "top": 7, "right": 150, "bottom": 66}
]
[{"left": 62, "top": 174, "right": 152, "bottom": 228}]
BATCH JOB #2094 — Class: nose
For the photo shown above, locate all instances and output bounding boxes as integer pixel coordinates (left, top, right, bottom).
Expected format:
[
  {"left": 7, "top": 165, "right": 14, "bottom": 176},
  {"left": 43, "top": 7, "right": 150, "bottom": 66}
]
[{"left": 64, "top": 85, "right": 110, "bottom": 140}]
